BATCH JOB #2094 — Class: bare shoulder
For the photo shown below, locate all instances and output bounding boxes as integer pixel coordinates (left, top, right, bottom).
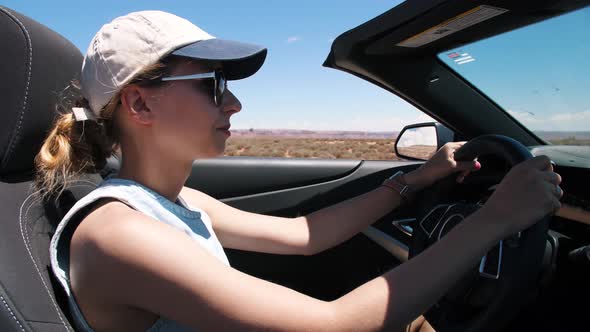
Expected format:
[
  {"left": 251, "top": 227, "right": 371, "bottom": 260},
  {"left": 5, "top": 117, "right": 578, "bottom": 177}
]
[
  {"left": 69, "top": 200, "right": 158, "bottom": 290},
  {"left": 68, "top": 200, "right": 168, "bottom": 329},
  {"left": 69, "top": 198, "right": 227, "bottom": 296},
  {"left": 70, "top": 199, "right": 188, "bottom": 271},
  {"left": 69, "top": 199, "right": 205, "bottom": 296},
  {"left": 71, "top": 200, "right": 147, "bottom": 256}
]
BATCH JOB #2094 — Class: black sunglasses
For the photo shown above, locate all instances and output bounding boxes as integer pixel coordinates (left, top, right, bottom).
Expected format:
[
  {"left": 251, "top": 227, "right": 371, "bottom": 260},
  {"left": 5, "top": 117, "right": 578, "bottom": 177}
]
[{"left": 161, "top": 69, "right": 227, "bottom": 106}]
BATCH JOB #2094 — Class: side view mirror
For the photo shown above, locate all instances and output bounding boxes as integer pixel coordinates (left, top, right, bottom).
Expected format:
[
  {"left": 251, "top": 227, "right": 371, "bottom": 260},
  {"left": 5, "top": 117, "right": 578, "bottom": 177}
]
[{"left": 394, "top": 122, "right": 455, "bottom": 161}]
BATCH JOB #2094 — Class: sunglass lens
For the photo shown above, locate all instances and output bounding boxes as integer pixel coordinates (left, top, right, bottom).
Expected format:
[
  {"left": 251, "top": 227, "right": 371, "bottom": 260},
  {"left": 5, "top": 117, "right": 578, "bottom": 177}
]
[{"left": 215, "top": 71, "right": 226, "bottom": 106}]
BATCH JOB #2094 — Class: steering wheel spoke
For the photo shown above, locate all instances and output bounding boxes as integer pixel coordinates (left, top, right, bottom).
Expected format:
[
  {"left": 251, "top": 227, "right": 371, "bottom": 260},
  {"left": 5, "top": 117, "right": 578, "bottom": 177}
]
[{"left": 419, "top": 204, "right": 453, "bottom": 238}]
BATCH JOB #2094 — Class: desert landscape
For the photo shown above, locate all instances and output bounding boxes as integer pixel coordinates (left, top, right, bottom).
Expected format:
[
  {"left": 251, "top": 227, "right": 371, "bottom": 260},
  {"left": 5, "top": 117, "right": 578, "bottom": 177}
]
[
  {"left": 224, "top": 129, "right": 590, "bottom": 160},
  {"left": 224, "top": 136, "right": 396, "bottom": 159},
  {"left": 224, "top": 129, "right": 399, "bottom": 160}
]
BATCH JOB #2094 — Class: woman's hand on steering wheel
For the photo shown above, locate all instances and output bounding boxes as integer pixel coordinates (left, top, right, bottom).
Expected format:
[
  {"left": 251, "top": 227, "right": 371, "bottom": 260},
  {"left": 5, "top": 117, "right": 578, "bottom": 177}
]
[
  {"left": 482, "top": 155, "right": 563, "bottom": 237},
  {"left": 405, "top": 142, "right": 481, "bottom": 190},
  {"left": 406, "top": 141, "right": 563, "bottom": 237}
]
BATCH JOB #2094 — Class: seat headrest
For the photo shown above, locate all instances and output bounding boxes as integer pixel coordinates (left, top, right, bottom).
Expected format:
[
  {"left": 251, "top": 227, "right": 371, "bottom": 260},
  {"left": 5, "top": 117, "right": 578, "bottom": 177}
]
[{"left": 0, "top": 6, "right": 82, "bottom": 179}]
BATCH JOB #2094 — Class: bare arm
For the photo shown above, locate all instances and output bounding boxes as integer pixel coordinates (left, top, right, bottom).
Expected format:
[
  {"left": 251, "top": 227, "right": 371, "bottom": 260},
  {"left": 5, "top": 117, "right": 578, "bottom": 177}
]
[
  {"left": 335, "top": 209, "right": 501, "bottom": 330},
  {"left": 73, "top": 156, "right": 561, "bottom": 331},
  {"left": 181, "top": 142, "right": 480, "bottom": 256},
  {"left": 72, "top": 201, "right": 502, "bottom": 331},
  {"left": 180, "top": 182, "right": 404, "bottom": 255}
]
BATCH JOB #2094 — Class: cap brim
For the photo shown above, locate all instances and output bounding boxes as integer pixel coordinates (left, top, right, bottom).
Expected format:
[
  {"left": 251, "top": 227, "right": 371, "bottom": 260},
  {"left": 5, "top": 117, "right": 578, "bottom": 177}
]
[{"left": 171, "top": 39, "right": 267, "bottom": 80}]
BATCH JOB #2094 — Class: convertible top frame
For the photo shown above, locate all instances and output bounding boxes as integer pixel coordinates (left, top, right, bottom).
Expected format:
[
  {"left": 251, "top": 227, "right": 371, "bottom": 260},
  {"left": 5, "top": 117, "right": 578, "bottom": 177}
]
[{"left": 324, "top": 0, "right": 590, "bottom": 146}]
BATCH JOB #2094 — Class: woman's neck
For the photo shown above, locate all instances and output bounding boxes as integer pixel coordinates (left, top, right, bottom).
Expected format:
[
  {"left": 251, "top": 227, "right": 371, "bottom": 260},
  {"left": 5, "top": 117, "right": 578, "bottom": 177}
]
[{"left": 116, "top": 155, "right": 194, "bottom": 202}]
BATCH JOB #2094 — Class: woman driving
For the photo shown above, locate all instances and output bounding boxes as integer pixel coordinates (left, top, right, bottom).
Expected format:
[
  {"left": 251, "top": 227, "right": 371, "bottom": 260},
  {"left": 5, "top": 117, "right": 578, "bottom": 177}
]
[{"left": 37, "top": 10, "right": 563, "bottom": 332}]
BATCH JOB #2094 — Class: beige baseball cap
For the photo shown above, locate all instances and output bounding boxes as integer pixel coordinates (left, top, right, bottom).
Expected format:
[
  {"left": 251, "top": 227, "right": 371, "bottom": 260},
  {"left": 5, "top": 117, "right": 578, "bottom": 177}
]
[{"left": 81, "top": 10, "right": 267, "bottom": 114}]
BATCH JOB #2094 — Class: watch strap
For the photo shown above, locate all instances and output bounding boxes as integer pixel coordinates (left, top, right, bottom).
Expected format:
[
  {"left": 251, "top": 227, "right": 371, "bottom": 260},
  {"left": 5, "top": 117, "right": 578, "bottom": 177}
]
[{"left": 381, "top": 171, "right": 415, "bottom": 202}]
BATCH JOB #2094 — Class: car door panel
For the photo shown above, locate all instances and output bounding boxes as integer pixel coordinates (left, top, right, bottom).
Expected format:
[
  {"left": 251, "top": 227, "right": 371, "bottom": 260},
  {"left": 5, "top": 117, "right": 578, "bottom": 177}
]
[
  {"left": 188, "top": 158, "right": 419, "bottom": 214},
  {"left": 186, "top": 158, "right": 361, "bottom": 199}
]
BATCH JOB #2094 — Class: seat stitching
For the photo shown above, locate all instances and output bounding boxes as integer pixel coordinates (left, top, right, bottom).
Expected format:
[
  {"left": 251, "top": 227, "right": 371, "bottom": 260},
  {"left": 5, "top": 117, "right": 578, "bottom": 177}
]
[
  {"left": 19, "top": 189, "right": 70, "bottom": 331},
  {"left": 19, "top": 180, "right": 98, "bottom": 332},
  {"left": 0, "top": 294, "right": 25, "bottom": 332},
  {"left": 0, "top": 8, "right": 33, "bottom": 169}
]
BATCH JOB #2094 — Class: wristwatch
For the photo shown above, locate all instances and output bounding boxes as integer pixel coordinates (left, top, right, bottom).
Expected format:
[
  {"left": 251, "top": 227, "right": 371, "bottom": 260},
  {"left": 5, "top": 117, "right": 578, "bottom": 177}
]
[{"left": 381, "top": 170, "right": 415, "bottom": 202}]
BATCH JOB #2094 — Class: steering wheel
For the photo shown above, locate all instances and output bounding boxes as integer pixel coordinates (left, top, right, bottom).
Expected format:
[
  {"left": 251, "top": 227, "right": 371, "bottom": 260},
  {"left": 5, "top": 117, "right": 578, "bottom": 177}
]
[{"left": 409, "top": 135, "right": 549, "bottom": 332}]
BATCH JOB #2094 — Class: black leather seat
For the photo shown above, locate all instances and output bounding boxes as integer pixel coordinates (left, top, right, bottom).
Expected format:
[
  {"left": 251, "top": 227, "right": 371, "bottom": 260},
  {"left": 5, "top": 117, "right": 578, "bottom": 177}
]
[{"left": 0, "top": 6, "right": 102, "bottom": 331}]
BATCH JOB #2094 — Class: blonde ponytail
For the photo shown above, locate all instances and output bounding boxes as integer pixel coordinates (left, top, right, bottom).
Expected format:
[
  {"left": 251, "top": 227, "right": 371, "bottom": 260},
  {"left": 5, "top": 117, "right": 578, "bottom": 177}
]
[{"left": 34, "top": 95, "right": 119, "bottom": 199}]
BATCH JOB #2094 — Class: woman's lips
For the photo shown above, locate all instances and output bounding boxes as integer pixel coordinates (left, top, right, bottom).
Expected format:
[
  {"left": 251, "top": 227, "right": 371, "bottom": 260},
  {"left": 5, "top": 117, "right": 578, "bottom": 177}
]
[{"left": 217, "top": 126, "right": 231, "bottom": 136}]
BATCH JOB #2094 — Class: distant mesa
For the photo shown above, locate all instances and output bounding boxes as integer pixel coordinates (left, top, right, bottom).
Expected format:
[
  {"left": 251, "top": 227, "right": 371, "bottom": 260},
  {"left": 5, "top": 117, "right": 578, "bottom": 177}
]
[
  {"left": 231, "top": 129, "right": 590, "bottom": 143},
  {"left": 534, "top": 131, "right": 590, "bottom": 140},
  {"left": 231, "top": 129, "right": 399, "bottom": 139}
]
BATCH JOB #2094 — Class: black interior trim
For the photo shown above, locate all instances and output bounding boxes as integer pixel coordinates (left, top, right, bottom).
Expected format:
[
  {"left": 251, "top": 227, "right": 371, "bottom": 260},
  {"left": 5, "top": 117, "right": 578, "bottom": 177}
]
[
  {"left": 219, "top": 160, "right": 420, "bottom": 214},
  {"left": 190, "top": 157, "right": 365, "bottom": 198}
]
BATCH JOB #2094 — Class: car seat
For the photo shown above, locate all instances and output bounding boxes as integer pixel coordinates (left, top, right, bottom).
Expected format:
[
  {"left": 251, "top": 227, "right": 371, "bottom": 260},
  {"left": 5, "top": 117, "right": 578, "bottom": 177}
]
[{"left": 0, "top": 6, "right": 102, "bottom": 331}]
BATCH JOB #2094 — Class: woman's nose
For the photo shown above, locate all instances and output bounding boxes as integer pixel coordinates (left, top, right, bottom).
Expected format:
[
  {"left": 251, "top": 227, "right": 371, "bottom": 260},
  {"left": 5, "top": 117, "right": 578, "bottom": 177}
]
[{"left": 222, "top": 90, "right": 242, "bottom": 115}]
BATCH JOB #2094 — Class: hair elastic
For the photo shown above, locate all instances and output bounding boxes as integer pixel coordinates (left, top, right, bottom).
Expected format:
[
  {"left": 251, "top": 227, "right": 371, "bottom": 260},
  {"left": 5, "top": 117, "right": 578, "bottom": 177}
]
[{"left": 71, "top": 107, "right": 97, "bottom": 122}]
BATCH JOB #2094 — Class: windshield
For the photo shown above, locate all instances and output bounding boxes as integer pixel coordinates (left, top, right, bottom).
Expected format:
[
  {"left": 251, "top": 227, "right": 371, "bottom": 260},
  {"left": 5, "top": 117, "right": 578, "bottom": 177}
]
[{"left": 438, "top": 7, "right": 590, "bottom": 146}]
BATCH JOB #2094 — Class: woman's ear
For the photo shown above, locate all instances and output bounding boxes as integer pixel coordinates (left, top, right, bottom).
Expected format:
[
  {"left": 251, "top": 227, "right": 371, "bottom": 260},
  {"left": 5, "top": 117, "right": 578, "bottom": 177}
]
[{"left": 120, "top": 85, "right": 154, "bottom": 126}]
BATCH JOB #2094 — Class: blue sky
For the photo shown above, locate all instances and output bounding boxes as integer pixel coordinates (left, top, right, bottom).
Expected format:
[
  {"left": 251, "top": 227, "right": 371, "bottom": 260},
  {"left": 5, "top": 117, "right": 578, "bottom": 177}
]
[
  {"left": 4, "top": 1, "right": 588, "bottom": 132},
  {"left": 4, "top": 0, "right": 430, "bottom": 131}
]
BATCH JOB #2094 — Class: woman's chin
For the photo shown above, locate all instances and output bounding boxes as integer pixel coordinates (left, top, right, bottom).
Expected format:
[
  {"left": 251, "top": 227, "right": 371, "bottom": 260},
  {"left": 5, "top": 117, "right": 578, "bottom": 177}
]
[
  {"left": 192, "top": 147, "right": 225, "bottom": 160},
  {"left": 211, "top": 146, "right": 227, "bottom": 158},
  {"left": 192, "top": 139, "right": 227, "bottom": 159}
]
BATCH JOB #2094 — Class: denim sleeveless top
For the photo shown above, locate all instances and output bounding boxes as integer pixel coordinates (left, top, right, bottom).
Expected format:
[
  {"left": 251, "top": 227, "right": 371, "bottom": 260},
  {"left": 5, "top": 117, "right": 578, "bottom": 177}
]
[{"left": 50, "top": 178, "right": 230, "bottom": 331}]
